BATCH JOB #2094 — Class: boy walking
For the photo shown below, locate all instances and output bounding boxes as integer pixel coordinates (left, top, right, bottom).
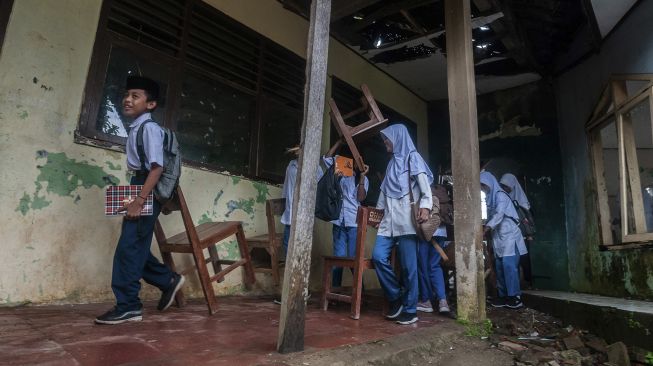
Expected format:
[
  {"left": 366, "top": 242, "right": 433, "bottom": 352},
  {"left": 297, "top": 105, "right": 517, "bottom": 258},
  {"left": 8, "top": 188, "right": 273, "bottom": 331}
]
[{"left": 95, "top": 76, "right": 184, "bottom": 324}]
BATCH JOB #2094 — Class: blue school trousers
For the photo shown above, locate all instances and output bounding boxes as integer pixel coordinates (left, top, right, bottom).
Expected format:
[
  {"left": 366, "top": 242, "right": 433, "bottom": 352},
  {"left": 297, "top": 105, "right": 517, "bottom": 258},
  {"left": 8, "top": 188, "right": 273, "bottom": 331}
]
[
  {"left": 372, "top": 235, "right": 418, "bottom": 314},
  {"left": 417, "top": 237, "right": 446, "bottom": 302},
  {"left": 495, "top": 245, "right": 521, "bottom": 298},
  {"left": 331, "top": 224, "right": 358, "bottom": 287},
  {"left": 111, "top": 175, "right": 174, "bottom": 312}
]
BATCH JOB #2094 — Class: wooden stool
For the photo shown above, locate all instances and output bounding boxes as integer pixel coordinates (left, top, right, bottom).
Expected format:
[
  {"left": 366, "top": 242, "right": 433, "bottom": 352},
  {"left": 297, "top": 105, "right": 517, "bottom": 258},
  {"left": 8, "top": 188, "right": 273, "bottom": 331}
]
[
  {"left": 154, "top": 186, "right": 256, "bottom": 315},
  {"left": 320, "top": 206, "right": 384, "bottom": 320},
  {"left": 328, "top": 84, "right": 388, "bottom": 172},
  {"left": 245, "top": 198, "right": 285, "bottom": 285}
]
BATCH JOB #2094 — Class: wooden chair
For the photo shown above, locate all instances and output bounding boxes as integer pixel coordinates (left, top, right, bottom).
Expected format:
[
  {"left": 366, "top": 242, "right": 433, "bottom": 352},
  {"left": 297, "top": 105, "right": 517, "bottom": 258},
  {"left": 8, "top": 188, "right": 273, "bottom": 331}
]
[
  {"left": 245, "top": 198, "right": 285, "bottom": 285},
  {"left": 153, "top": 186, "right": 256, "bottom": 315},
  {"left": 328, "top": 84, "right": 388, "bottom": 172},
  {"left": 320, "top": 206, "right": 384, "bottom": 320}
]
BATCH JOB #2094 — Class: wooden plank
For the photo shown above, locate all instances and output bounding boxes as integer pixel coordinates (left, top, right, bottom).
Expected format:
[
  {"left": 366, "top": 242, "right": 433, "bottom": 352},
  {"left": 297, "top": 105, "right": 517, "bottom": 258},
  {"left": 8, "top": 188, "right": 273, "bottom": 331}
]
[
  {"left": 613, "top": 80, "right": 648, "bottom": 237},
  {"left": 589, "top": 129, "right": 614, "bottom": 245},
  {"left": 277, "top": 0, "right": 332, "bottom": 354},
  {"left": 331, "top": 0, "right": 381, "bottom": 21},
  {"left": 445, "top": 0, "right": 486, "bottom": 323},
  {"left": 621, "top": 113, "right": 647, "bottom": 233},
  {"left": 328, "top": 98, "right": 366, "bottom": 171}
]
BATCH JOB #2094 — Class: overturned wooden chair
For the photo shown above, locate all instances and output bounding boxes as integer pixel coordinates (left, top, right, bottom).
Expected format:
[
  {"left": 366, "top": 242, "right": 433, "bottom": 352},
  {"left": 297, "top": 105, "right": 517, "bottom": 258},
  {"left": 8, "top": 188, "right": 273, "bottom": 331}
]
[
  {"left": 245, "top": 198, "right": 285, "bottom": 285},
  {"left": 320, "top": 206, "right": 384, "bottom": 320},
  {"left": 328, "top": 84, "right": 388, "bottom": 172},
  {"left": 153, "top": 186, "right": 256, "bottom": 315}
]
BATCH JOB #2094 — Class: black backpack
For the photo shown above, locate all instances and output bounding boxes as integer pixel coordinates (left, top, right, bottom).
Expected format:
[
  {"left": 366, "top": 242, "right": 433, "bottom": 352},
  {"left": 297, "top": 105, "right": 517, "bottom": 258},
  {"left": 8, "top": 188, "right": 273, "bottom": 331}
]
[
  {"left": 314, "top": 163, "right": 342, "bottom": 221},
  {"left": 500, "top": 191, "right": 536, "bottom": 237},
  {"left": 513, "top": 202, "right": 536, "bottom": 237},
  {"left": 136, "top": 120, "right": 182, "bottom": 204}
]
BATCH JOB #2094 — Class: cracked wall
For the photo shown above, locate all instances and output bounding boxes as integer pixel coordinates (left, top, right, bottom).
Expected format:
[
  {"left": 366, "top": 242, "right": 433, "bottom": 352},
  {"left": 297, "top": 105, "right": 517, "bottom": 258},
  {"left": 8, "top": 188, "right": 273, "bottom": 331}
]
[
  {"left": 555, "top": 0, "right": 653, "bottom": 300},
  {"left": 0, "top": 0, "right": 427, "bottom": 305}
]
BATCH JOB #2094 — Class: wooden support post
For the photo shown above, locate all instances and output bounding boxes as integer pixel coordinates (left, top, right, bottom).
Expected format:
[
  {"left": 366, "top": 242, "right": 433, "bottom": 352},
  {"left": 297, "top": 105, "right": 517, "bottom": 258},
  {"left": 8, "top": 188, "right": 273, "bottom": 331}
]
[
  {"left": 277, "top": 0, "right": 331, "bottom": 354},
  {"left": 444, "top": 0, "right": 486, "bottom": 322}
]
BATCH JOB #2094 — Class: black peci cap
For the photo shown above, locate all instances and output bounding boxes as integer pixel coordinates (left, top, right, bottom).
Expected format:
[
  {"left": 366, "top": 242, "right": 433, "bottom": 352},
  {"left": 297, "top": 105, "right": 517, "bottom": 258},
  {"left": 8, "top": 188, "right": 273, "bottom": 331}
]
[{"left": 125, "top": 75, "right": 160, "bottom": 100}]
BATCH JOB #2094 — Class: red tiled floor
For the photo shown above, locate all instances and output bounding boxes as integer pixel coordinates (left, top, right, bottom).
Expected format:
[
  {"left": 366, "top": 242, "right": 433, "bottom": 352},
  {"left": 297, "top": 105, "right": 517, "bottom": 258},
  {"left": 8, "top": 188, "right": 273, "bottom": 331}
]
[{"left": 0, "top": 296, "right": 447, "bottom": 365}]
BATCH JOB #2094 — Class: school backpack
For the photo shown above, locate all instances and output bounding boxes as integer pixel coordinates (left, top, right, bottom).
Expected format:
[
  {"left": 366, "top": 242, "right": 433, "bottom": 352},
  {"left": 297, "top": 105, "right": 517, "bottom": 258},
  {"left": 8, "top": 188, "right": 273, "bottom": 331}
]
[
  {"left": 500, "top": 191, "right": 536, "bottom": 237},
  {"left": 314, "top": 163, "right": 343, "bottom": 222},
  {"left": 512, "top": 201, "right": 536, "bottom": 237},
  {"left": 137, "top": 120, "right": 182, "bottom": 204},
  {"left": 432, "top": 184, "right": 454, "bottom": 225}
]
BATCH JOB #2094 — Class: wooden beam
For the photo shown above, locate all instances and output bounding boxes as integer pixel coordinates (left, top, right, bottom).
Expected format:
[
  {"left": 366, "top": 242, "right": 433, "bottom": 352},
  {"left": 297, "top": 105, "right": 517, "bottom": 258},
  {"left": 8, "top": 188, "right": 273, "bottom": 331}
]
[
  {"left": 331, "top": 0, "right": 380, "bottom": 21},
  {"left": 276, "top": 0, "right": 332, "bottom": 354},
  {"left": 347, "top": 0, "right": 438, "bottom": 32},
  {"left": 400, "top": 9, "right": 427, "bottom": 33},
  {"left": 445, "top": 0, "right": 485, "bottom": 322},
  {"left": 589, "top": 129, "right": 614, "bottom": 245},
  {"left": 620, "top": 113, "right": 647, "bottom": 234}
]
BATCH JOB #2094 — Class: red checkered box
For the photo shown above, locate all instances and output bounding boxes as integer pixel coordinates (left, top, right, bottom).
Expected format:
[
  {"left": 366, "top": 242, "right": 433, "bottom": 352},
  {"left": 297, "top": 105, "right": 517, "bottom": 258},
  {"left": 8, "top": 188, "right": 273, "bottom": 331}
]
[{"left": 105, "top": 185, "right": 153, "bottom": 216}]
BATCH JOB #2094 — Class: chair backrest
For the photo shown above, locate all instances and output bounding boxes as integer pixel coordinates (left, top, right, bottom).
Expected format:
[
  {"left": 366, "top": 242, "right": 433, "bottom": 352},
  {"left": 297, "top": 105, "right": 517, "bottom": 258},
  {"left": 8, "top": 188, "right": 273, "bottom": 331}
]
[
  {"left": 173, "top": 186, "right": 201, "bottom": 244},
  {"left": 266, "top": 198, "right": 285, "bottom": 243},
  {"left": 354, "top": 206, "right": 384, "bottom": 261}
]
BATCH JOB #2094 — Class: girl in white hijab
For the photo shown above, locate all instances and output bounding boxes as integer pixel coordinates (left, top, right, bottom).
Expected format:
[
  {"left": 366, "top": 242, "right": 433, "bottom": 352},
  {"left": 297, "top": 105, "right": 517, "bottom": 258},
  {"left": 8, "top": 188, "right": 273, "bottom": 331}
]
[
  {"left": 481, "top": 171, "right": 527, "bottom": 309},
  {"left": 500, "top": 173, "right": 534, "bottom": 286},
  {"left": 372, "top": 124, "right": 433, "bottom": 325},
  {"left": 500, "top": 173, "right": 530, "bottom": 210}
]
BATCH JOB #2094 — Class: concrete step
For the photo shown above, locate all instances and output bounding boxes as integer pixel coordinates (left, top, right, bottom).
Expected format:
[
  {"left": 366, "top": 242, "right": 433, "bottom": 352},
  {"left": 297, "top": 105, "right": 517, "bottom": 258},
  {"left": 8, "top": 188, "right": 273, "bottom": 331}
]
[{"left": 522, "top": 290, "right": 653, "bottom": 350}]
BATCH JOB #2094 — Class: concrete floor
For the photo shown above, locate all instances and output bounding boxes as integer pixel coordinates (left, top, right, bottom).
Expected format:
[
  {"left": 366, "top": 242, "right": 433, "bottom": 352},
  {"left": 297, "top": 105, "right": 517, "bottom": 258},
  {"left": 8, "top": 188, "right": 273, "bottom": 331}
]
[{"left": 0, "top": 296, "right": 448, "bottom": 366}]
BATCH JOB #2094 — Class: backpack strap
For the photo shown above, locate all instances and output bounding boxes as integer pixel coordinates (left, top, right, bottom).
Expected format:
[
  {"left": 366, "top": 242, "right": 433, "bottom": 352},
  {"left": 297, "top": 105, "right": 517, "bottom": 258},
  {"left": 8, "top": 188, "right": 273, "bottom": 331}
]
[
  {"left": 136, "top": 119, "right": 155, "bottom": 172},
  {"left": 498, "top": 190, "right": 520, "bottom": 224}
]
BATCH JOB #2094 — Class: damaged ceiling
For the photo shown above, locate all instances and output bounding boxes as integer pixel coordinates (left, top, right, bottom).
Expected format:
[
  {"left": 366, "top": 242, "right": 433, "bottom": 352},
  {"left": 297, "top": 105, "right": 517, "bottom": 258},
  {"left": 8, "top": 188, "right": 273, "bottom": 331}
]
[{"left": 278, "top": 0, "right": 596, "bottom": 100}]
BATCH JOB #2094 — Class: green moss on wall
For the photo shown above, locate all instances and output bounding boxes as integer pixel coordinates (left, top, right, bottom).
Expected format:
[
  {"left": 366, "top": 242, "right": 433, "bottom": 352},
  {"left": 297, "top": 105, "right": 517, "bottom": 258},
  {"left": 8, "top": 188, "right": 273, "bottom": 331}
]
[
  {"left": 252, "top": 181, "right": 270, "bottom": 204},
  {"left": 225, "top": 198, "right": 255, "bottom": 217},
  {"left": 15, "top": 151, "right": 120, "bottom": 215}
]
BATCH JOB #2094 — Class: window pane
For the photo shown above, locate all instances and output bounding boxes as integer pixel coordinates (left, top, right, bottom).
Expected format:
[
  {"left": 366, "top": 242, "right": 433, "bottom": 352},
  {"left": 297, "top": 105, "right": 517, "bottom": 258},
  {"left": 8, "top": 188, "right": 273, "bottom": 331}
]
[
  {"left": 177, "top": 72, "right": 254, "bottom": 173},
  {"left": 621, "top": 98, "right": 653, "bottom": 235},
  {"left": 258, "top": 97, "right": 301, "bottom": 178},
  {"left": 95, "top": 45, "right": 169, "bottom": 138},
  {"left": 599, "top": 120, "right": 621, "bottom": 243}
]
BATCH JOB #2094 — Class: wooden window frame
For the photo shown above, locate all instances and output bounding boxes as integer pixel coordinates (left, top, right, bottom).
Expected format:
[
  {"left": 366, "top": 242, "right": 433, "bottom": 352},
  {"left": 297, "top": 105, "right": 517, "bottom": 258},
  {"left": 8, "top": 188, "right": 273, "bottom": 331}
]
[
  {"left": 76, "top": 0, "right": 305, "bottom": 184},
  {"left": 587, "top": 74, "right": 653, "bottom": 249}
]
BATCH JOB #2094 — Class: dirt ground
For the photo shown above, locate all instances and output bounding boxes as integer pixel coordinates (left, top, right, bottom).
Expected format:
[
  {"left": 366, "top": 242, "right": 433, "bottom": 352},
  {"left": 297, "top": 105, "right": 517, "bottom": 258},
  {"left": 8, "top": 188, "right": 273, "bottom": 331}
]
[{"left": 280, "top": 312, "right": 514, "bottom": 366}]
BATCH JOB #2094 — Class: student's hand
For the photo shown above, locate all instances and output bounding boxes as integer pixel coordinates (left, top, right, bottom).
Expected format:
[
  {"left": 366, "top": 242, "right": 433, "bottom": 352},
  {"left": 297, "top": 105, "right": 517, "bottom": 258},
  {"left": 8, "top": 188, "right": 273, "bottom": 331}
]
[
  {"left": 360, "top": 164, "right": 370, "bottom": 176},
  {"left": 117, "top": 197, "right": 144, "bottom": 220},
  {"left": 417, "top": 208, "right": 430, "bottom": 224}
]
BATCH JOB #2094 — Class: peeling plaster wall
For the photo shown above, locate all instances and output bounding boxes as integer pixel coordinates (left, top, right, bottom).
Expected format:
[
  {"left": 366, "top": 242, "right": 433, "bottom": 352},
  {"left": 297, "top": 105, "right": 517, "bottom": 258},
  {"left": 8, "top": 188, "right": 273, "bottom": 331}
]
[
  {"left": 555, "top": 0, "right": 653, "bottom": 300},
  {"left": 429, "top": 80, "right": 569, "bottom": 291},
  {"left": 0, "top": 0, "right": 425, "bottom": 305}
]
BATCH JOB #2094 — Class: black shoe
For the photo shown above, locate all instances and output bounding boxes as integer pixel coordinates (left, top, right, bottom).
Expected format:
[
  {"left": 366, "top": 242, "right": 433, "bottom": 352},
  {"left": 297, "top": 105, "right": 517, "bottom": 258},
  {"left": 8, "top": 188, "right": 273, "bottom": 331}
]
[
  {"left": 490, "top": 297, "right": 507, "bottom": 308},
  {"left": 95, "top": 308, "right": 142, "bottom": 325},
  {"left": 385, "top": 299, "right": 404, "bottom": 319},
  {"left": 505, "top": 296, "right": 524, "bottom": 309},
  {"left": 158, "top": 274, "right": 185, "bottom": 311},
  {"left": 396, "top": 312, "right": 418, "bottom": 325}
]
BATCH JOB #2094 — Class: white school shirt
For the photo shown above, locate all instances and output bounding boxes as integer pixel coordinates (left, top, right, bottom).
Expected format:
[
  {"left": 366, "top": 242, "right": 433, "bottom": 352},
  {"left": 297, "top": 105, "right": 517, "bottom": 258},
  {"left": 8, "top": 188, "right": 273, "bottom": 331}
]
[
  {"left": 322, "top": 156, "right": 369, "bottom": 227},
  {"left": 280, "top": 159, "right": 324, "bottom": 226},
  {"left": 376, "top": 173, "right": 432, "bottom": 237},
  {"left": 485, "top": 191, "right": 528, "bottom": 258},
  {"left": 126, "top": 112, "right": 164, "bottom": 171}
]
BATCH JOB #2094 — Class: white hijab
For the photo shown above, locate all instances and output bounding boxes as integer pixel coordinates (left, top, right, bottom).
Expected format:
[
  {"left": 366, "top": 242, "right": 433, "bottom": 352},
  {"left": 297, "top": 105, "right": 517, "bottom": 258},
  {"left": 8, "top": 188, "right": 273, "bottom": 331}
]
[{"left": 500, "top": 173, "right": 530, "bottom": 210}]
